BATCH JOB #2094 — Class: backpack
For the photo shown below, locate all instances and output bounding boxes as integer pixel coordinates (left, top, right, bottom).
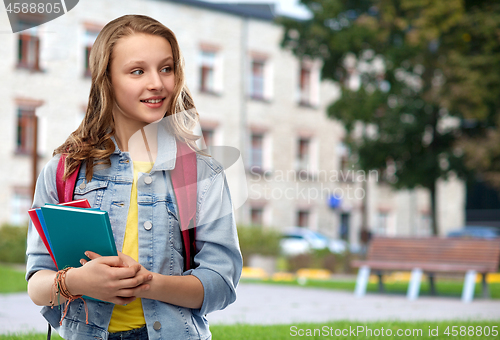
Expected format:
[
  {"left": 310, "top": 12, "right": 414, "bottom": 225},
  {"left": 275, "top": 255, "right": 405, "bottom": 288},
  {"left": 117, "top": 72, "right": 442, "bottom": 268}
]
[{"left": 55, "top": 141, "right": 198, "bottom": 271}]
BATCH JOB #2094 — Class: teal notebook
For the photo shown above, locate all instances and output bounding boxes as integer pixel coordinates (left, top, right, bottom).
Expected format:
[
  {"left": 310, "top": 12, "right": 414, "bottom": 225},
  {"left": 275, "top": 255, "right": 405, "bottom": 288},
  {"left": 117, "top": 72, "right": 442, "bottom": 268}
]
[
  {"left": 35, "top": 207, "right": 102, "bottom": 262},
  {"left": 40, "top": 204, "right": 117, "bottom": 270}
]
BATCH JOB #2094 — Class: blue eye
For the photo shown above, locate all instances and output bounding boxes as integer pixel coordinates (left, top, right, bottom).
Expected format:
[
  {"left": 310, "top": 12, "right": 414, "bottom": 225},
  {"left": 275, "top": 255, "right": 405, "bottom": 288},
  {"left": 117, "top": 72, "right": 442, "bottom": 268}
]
[
  {"left": 132, "top": 70, "right": 143, "bottom": 75},
  {"left": 161, "top": 66, "right": 172, "bottom": 73}
]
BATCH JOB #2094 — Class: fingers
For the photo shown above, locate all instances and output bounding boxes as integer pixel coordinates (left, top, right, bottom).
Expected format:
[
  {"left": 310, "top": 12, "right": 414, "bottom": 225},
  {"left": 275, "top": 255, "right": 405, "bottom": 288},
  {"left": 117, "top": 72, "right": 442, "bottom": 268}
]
[
  {"left": 78, "top": 257, "right": 124, "bottom": 269},
  {"left": 116, "top": 283, "right": 151, "bottom": 300},
  {"left": 78, "top": 256, "right": 141, "bottom": 279},
  {"left": 93, "top": 255, "right": 125, "bottom": 268},
  {"left": 85, "top": 251, "right": 102, "bottom": 260},
  {"left": 112, "top": 264, "right": 143, "bottom": 280},
  {"left": 85, "top": 251, "right": 134, "bottom": 268},
  {"left": 116, "top": 273, "right": 153, "bottom": 290}
]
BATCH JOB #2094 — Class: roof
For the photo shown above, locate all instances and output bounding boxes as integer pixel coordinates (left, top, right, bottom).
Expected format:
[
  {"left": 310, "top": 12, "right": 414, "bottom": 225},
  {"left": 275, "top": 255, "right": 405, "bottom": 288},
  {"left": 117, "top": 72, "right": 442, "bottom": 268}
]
[{"left": 163, "top": 0, "right": 276, "bottom": 21}]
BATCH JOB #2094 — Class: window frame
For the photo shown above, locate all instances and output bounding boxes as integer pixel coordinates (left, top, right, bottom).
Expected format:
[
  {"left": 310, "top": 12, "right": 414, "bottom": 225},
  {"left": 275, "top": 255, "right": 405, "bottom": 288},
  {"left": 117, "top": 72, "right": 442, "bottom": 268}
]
[
  {"left": 297, "top": 209, "right": 310, "bottom": 228},
  {"left": 198, "top": 44, "right": 223, "bottom": 95},
  {"left": 297, "top": 59, "right": 321, "bottom": 108},
  {"left": 249, "top": 132, "right": 265, "bottom": 173},
  {"left": 14, "top": 98, "right": 44, "bottom": 156},
  {"left": 296, "top": 137, "right": 310, "bottom": 172},
  {"left": 250, "top": 59, "right": 266, "bottom": 100},
  {"left": 250, "top": 206, "right": 264, "bottom": 226},
  {"left": 199, "top": 50, "right": 216, "bottom": 93},
  {"left": 249, "top": 52, "right": 273, "bottom": 102},
  {"left": 10, "top": 187, "right": 32, "bottom": 226},
  {"left": 16, "top": 107, "right": 36, "bottom": 155},
  {"left": 299, "top": 65, "right": 312, "bottom": 105},
  {"left": 17, "top": 32, "right": 40, "bottom": 71}
]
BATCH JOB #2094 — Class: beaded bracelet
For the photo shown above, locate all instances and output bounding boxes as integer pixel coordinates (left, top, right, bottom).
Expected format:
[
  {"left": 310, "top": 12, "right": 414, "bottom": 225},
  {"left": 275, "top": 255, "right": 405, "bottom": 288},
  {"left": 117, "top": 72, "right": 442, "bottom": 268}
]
[{"left": 51, "top": 267, "right": 88, "bottom": 325}]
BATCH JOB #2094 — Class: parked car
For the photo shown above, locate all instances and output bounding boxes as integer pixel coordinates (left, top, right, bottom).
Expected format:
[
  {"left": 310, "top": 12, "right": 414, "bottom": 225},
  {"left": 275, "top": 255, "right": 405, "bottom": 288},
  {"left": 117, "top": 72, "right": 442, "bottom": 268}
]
[
  {"left": 447, "top": 226, "right": 500, "bottom": 239},
  {"left": 280, "top": 227, "right": 347, "bottom": 255}
]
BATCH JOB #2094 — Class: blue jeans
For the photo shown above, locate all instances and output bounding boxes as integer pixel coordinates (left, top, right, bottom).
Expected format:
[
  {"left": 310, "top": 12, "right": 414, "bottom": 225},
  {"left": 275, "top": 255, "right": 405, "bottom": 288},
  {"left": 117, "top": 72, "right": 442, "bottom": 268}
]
[{"left": 108, "top": 326, "right": 149, "bottom": 340}]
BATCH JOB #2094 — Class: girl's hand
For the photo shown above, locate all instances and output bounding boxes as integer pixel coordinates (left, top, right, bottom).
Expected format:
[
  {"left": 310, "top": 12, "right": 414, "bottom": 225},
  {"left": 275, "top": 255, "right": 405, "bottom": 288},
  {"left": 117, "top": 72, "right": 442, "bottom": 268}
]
[
  {"left": 115, "top": 251, "right": 155, "bottom": 299},
  {"left": 65, "top": 251, "right": 153, "bottom": 305}
]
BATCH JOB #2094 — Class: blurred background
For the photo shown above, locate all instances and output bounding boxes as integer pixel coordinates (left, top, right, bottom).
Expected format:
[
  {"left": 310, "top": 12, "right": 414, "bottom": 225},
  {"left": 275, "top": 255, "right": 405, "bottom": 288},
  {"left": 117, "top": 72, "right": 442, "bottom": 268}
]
[{"left": 1, "top": 0, "right": 500, "bottom": 288}]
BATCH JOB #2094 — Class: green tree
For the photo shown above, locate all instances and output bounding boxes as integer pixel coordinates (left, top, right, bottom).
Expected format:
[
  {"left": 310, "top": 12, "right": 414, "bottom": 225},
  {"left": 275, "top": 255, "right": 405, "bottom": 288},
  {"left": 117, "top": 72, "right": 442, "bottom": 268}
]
[
  {"left": 279, "top": 0, "right": 500, "bottom": 235},
  {"left": 445, "top": 2, "right": 500, "bottom": 190}
]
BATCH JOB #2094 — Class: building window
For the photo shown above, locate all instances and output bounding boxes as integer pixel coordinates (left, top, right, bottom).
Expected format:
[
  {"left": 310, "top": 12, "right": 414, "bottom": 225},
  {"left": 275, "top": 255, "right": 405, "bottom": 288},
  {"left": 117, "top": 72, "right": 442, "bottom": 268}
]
[
  {"left": 299, "top": 66, "right": 311, "bottom": 105},
  {"left": 340, "top": 212, "right": 350, "bottom": 241},
  {"left": 297, "top": 210, "right": 309, "bottom": 227},
  {"left": 248, "top": 127, "right": 271, "bottom": 173},
  {"left": 249, "top": 133, "right": 264, "bottom": 172},
  {"left": 84, "top": 28, "right": 100, "bottom": 77},
  {"left": 297, "top": 60, "right": 320, "bottom": 107},
  {"left": 377, "top": 212, "right": 389, "bottom": 235},
  {"left": 17, "top": 25, "right": 40, "bottom": 71},
  {"left": 249, "top": 54, "right": 273, "bottom": 101},
  {"left": 199, "top": 45, "right": 223, "bottom": 94},
  {"left": 296, "top": 138, "right": 310, "bottom": 171},
  {"left": 16, "top": 107, "right": 36, "bottom": 154},
  {"left": 200, "top": 50, "right": 215, "bottom": 93},
  {"left": 11, "top": 188, "right": 31, "bottom": 226},
  {"left": 295, "top": 136, "right": 318, "bottom": 177},
  {"left": 250, "top": 207, "right": 264, "bottom": 226},
  {"left": 251, "top": 59, "right": 265, "bottom": 99}
]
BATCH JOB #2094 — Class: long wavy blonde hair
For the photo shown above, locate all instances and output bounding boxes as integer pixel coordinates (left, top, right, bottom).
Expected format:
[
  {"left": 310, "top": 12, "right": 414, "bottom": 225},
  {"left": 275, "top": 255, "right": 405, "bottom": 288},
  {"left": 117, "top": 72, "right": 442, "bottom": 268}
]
[{"left": 54, "top": 14, "right": 200, "bottom": 182}]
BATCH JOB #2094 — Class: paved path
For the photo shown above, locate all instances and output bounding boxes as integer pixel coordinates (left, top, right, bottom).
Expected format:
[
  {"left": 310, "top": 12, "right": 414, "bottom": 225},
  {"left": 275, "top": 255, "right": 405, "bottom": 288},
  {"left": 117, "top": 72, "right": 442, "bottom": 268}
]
[
  {"left": 209, "top": 284, "right": 500, "bottom": 325},
  {"left": 1, "top": 283, "right": 499, "bottom": 334}
]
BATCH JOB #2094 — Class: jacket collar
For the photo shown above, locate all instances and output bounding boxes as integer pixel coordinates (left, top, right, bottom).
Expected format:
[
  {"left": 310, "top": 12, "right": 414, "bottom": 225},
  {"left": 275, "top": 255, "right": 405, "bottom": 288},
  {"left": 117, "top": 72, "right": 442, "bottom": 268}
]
[{"left": 110, "top": 120, "right": 178, "bottom": 171}]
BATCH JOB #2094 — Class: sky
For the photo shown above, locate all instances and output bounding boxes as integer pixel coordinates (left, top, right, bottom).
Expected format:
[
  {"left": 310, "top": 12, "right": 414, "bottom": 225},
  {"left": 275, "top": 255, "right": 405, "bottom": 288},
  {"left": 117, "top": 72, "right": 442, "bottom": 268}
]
[{"left": 201, "top": 0, "right": 312, "bottom": 19}]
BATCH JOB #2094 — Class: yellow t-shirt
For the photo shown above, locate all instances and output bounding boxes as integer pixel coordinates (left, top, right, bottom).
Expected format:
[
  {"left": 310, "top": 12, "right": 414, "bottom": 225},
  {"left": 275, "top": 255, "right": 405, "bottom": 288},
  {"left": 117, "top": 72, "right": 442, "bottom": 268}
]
[{"left": 108, "top": 161, "right": 154, "bottom": 333}]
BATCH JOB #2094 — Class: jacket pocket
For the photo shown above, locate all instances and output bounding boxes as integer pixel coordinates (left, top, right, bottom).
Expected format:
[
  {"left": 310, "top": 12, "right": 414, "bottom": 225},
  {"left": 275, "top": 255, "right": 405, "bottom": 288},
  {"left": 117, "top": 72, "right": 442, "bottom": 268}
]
[
  {"left": 73, "top": 180, "right": 108, "bottom": 208},
  {"left": 166, "top": 196, "right": 178, "bottom": 222},
  {"left": 165, "top": 196, "right": 184, "bottom": 257}
]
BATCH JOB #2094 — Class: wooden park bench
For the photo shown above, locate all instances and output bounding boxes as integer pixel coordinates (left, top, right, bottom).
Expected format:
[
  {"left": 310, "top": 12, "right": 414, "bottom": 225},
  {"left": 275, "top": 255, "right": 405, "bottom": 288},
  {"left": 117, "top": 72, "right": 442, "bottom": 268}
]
[{"left": 351, "top": 237, "right": 500, "bottom": 302}]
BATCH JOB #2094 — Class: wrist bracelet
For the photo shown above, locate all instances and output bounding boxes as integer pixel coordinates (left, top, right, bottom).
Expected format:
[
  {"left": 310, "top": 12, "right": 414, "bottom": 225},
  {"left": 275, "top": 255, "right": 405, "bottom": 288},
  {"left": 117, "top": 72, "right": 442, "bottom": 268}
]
[{"left": 51, "top": 267, "right": 88, "bottom": 325}]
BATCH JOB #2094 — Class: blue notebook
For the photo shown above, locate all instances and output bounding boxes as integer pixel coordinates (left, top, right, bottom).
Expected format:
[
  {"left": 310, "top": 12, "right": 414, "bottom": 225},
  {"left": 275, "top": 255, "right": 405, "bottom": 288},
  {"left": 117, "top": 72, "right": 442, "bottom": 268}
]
[
  {"left": 40, "top": 204, "right": 117, "bottom": 270},
  {"left": 35, "top": 209, "right": 54, "bottom": 257},
  {"left": 35, "top": 207, "right": 102, "bottom": 260}
]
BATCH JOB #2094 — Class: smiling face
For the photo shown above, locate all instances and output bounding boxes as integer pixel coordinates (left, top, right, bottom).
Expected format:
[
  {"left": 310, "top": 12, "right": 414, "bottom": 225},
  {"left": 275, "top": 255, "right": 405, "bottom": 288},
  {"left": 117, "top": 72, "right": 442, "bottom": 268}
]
[{"left": 110, "top": 33, "right": 175, "bottom": 138}]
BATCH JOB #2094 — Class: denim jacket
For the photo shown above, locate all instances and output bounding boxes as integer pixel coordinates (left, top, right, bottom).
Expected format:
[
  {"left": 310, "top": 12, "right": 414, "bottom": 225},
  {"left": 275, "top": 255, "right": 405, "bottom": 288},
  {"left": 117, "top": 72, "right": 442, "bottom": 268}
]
[{"left": 25, "top": 123, "right": 243, "bottom": 340}]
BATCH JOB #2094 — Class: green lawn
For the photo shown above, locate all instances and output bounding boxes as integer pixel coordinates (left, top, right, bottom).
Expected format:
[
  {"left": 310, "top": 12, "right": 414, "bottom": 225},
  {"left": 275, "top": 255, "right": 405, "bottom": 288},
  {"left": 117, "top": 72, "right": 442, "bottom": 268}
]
[
  {"left": 1, "top": 267, "right": 498, "bottom": 339},
  {"left": 0, "top": 265, "right": 27, "bottom": 294},
  {"left": 1, "top": 321, "right": 499, "bottom": 339},
  {"left": 242, "top": 278, "right": 500, "bottom": 299}
]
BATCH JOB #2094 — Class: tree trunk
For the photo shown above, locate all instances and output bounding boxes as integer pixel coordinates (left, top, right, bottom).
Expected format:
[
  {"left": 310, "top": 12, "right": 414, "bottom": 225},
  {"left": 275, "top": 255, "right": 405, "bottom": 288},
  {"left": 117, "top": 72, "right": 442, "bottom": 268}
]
[
  {"left": 360, "top": 179, "right": 369, "bottom": 258},
  {"left": 429, "top": 181, "right": 438, "bottom": 235}
]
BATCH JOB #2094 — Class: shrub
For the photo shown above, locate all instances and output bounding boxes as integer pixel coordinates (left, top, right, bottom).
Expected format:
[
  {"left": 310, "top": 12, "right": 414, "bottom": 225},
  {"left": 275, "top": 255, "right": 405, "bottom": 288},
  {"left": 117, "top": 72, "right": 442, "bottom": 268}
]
[
  {"left": 0, "top": 224, "right": 28, "bottom": 264},
  {"left": 286, "top": 253, "right": 312, "bottom": 272},
  {"left": 237, "top": 225, "right": 281, "bottom": 265},
  {"left": 286, "top": 248, "right": 356, "bottom": 273}
]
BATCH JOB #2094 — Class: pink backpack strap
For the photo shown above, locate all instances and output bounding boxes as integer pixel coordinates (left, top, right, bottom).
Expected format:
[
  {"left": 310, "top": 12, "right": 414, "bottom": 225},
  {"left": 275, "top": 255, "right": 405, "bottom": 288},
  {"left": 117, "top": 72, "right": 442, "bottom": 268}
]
[
  {"left": 56, "top": 146, "right": 197, "bottom": 270},
  {"left": 172, "top": 141, "right": 197, "bottom": 271},
  {"left": 56, "top": 154, "right": 80, "bottom": 203}
]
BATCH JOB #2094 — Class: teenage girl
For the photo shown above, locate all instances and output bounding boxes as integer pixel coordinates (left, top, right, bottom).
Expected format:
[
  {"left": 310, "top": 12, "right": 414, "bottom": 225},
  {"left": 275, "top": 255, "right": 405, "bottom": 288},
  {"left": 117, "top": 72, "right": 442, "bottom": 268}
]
[{"left": 26, "top": 14, "right": 243, "bottom": 340}]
